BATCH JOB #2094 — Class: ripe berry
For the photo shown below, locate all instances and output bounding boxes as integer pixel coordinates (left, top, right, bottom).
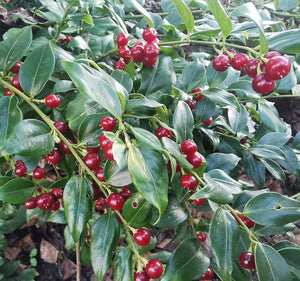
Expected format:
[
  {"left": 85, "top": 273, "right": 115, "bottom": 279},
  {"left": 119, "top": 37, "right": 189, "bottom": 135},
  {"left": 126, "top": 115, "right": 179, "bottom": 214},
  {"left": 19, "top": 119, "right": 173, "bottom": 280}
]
[
  {"left": 144, "top": 43, "right": 160, "bottom": 59},
  {"left": 231, "top": 53, "right": 249, "bottom": 71},
  {"left": 95, "top": 197, "right": 108, "bottom": 210},
  {"left": 192, "top": 197, "right": 206, "bottom": 206},
  {"left": 51, "top": 188, "right": 64, "bottom": 199},
  {"left": 155, "top": 126, "right": 172, "bottom": 139},
  {"left": 200, "top": 267, "right": 214, "bottom": 280},
  {"left": 197, "top": 232, "right": 207, "bottom": 242},
  {"left": 134, "top": 228, "right": 151, "bottom": 246},
  {"left": 115, "top": 60, "right": 126, "bottom": 70},
  {"left": 191, "top": 88, "right": 204, "bottom": 101},
  {"left": 59, "top": 139, "right": 73, "bottom": 154},
  {"left": 12, "top": 75, "right": 23, "bottom": 92},
  {"left": 10, "top": 61, "right": 22, "bottom": 74},
  {"left": 185, "top": 99, "right": 196, "bottom": 111},
  {"left": 118, "top": 46, "right": 130, "bottom": 58},
  {"left": 99, "top": 133, "right": 112, "bottom": 149},
  {"left": 239, "top": 251, "right": 256, "bottom": 270},
  {"left": 65, "top": 36, "right": 71, "bottom": 43},
  {"left": 60, "top": 37, "right": 66, "bottom": 43},
  {"left": 15, "top": 160, "right": 25, "bottom": 167},
  {"left": 103, "top": 141, "right": 115, "bottom": 161},
  {"left": 203, "top": 117, "right": 213, "bottom": 126},
  {"left": 37, "top": 193, "right": 55, "bottom": 210},
  {"left": 86, "top": 146, "right": 100, "bottom": 153},
  {"left": 83, "top": 152, "right": 101, "bottom": 170},
  {"left": 245, "top": 59, "right": 261, "bottom": 78},
  {"left": 143, "top": 56, "right": 157, "bottom": 68},
  {"left": 123, "top": 54, "right": 132, "bottom": 64},
  {"left": 95, "top": 165, "right": 106, "bottom": 182},
  {"left": 101, "top": 116, "right": 116, "bottom": 131},
  {"left": 116, "top": 33, "right": 129, "bottom": 47},
  {"left": 131, "top": 45, "right": 144, "bottom": 63},
  {"left": 252, "top": 73, "right": 275, "bottom": 95},
  {"left": 212, "top": 55, "right": 230, "bottom": 72},
  {"left": 15, "top": 165, "right": 27, "bottom": 177},
  {"left": 143, "top": 27, "right": 157, "bottom": 42},
  {"left": 240, "top": 136, "right": 247, "bottom": 144},
  {"left": 108, "top": 192, "right": 125, "bottom": 210},
  {"left": 54, "top": 121, "right": 67, "bottom": 134},
  {"left": 145, "top": 259, "right": 163, "bottom": 279},
  {"left": 5, "top": 88, "right": 13, "bottom": 96},
  {"left": 181, "top": 140, "right": 198, "bottom": 155},
  {"left": 24, "top": 197, "right": 37, "bottom": 209},
  {"left": 33, "top": 167, "right": 46, "bottom": 180},
  {"left": 50, "top": 200, "right": 60, "bottom": 211},
  {"left": 45, "top": 94, "right": 61, "bottom": 108},
  {"left": 120, "top": 187, "right": 132, "bottom": 200},
  {"left": 46, "top": 149, "right": 62, "bottom": 165},
  {"left": 223, "top": 49, "right": 237, "bottom": 61},
  {"left": 186, "top": 152, "right": 203, "bottom": 169},
  {"left": 263, "top": 51, "right": 281, "bottom": 59},
  {"left": 167, "top": 160, "right": 181, "bottom": 173},
  {"left": 180, "top": 174, "right": 198, "bottom": 190},
  {"left": 92, "top": 181, "right": 101, "bottom": 200},
  {"left": 134, "top": 271, "right": 150, "bottom": 281},
  {"left": 265, "top": 56, "right": 291, "bottom": 80}
]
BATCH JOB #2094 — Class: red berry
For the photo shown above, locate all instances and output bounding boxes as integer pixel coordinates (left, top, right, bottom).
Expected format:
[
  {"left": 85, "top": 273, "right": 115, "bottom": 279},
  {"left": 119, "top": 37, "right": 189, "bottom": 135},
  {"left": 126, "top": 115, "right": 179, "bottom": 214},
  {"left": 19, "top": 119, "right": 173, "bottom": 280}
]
[
  {"left": 108, "top": 192, "right": 125, "bottom": 210},
  {"left": 118, "top": 46, "right": 130, "bottom": 58},
  {"left": 181, "top": 140, "right": 198, "bottom": 155},
  {"left": 86, "top": 146, "right": 100, "bottom": 153},
  {"left": 101, "top": 116, "right": 116, "bottom": 131},
  {"left": 145, "top": 259, "right": 163, "bottom": 279},
  {"left": 191, "top": 88, "right": 204, "bottom": 101},
  {"left": 54, "top": 121, "right": 67, "bottom": 134},
  {"left": 240, "top": 136, "right": 247, "bottom": 144},
  {"left": 167, "top": 160, "right": 181, "bottom": 173},
  {"left": 134, "top": 271, "right": 150, "bottom": 281},
  {"left": 252, "top": 73, "right": 275, "bottom": 95},
  {"left": 186, "top": 152, "right": 203, "bottom": 169},
  {"left": 116, "top": 33, "right": 129, "bottom": 47},
  {"left": 10, "top": 61, "right": 22, "bottom": 74},
  {"left": 95, "top": 165, "right": 106, "bottom": 182},
  {"left": 99, "top": 133, "right": 112, "bottom": 149},
  {"left": 59, "top": 138, "right": 73, "bottom": 154},
  {"left": 155, "top": 126, "right": 172, "bottom": 139},
  {"left": 212, "top": 55, "right": 230, "bottom": 72},
  {"left": 33, "top": 167, "right": 46, "bottom": 180},
  {"left": 239, "top": 251, "right": 256, "bottom": 270},
  {"left": 143, "top": 56, "right": 157, "bottom": 68},
  {"left": 37, "top": 193, "right": 55, "bottom": 210},
  {"left": 180, "top": 174, "right": 197, "bottom": 190},
  {"left": 245, "top": 59, "right": 261, "bottom": 78},
  {"left": 265, "top": 56, "right": 291, "bottom": 80},
  {"left": 243, "top": 216, "right": 255, "bottom": 229},
  {"left": 192, "top": 197, "right": 206, "bottom": 206},
  {"left": 92, "top": 181, "right": 101, "bottom": 200},
  {"left": 15, "top": 164, "right": 27, "bottom": 177},
  {"left": 223, "top": 49, "right": 237, "bottom": 61},
  {"left": 200, "top": 267, "right": 214, "bottom": 280},
  {"left": 45, "top": 94, "right": 61, "bottom": 108},
  {"left": 134, "top": 228, "right": 151, "bottom": 246},
  {"left": 65, "top": 36, "right": 71, "bottom": 43},
  {"left": 60, "top": 37, "right": 66, "bottom": 43},
  {"left": 185, "top": 99, "right": 196, "bottom": 111},
  {"left": 84, "top": 152, "right": 101, "bottom": 170},
  {"left": 24, "top": 197, "right": 37, "bottom": 209},
  {"left": 144, "top": 43, "right": 160, "bottom": 59},
  {"left": 50, "top": 200, "right": 60, "bottom": 211},
  {"left": 15, "top": 160, "right": 25, "bottom": 167},
  {"left": 103, "top": 141, "right": 115, "bottom": 161},
  {"left": 263, "top": 51, "right": 282, "bottom": 59},
  {"left": 51, "top": 188, "right": 64, "bottom": 199},
  {"left": 12, "top": 75, "right": 23, "bottom": 92},
  {"left": 5, "top": 88, "right": 13, "bottom": 96},
  {"left": 123, "top": 54, "right": 132, "bottom": 64},
  {"left": 203, "top": 117, "right": 213, "bottom": 126},
  {"left": 46, "top": 149, "right": 62, "bottom": 165},
  {"left": 131, "top": 45, "right": 144, "bottom": 63},
  {"left": 114, "top": 60, "right": 126, "bottom": 70},
  {"left": 120, "top": 187, "right": 132, "bottom": 200},
  {"left": 143, "top": 27, "right": 158, "bottom": 42},
  {"left": 197, "top": 232, "right": 206, "bottom": 242},
  {"left": 231, "top": 53, "right": 249, "bottom": 71},
  {"left": 95, "top": 197, "right": 108, "bottom": 210}
]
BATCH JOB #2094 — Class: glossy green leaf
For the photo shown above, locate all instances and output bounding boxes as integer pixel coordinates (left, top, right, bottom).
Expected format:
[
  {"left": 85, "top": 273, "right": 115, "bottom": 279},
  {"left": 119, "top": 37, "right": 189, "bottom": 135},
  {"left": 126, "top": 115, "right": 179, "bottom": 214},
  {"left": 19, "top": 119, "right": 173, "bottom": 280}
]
[
  {"left": 203, "top": 88, "right": 240, "bottom": 110},
  {"left": 267, "top": 30, "right": 300, "bottom": 54},
  {"left": 0, "top": 96, "right": 22, "bottom": 147},
  {"left": 62, "top": 61, "right": 123, "bottom": 120},
  {"left": 63, "top": 176, "right": 93, "bottom": 242},
  {"left": 279, "top": 0, "right": 297, "bottom": 11},
  {"left": 91, "top": 212, "right": 120, "bottom": 281},
  {"left": 259, "top": 132, "right": 291, "bottom": 147},
  {"left": 113, "top": 248, "right": 133, "bottom": 281},
  {"left": 293, "top": 131, "right": 300, "bottom": 150},
  {"left": 206, "top": 0, "right": 232, "bottom": 37},
  {"left": 278, "top": 145, "right": 300, "bottom": 177},
  {"left": 249, "top": 144, "right": 286, "bottom": 160},
  {"left": 173, "top": 101, "right": 194, "bottom": 143},
  {"left": 254, "top": 223, "right": 295, "bottom": 236},
  {"left": 78, "top": 114, "right": 103, "bottom": 147},
  {"left": 39, "top": 0, "right": 65, "bottom": 21},
  {"left": 68, "top": 36, "right": 90, "bottom": 50},
  {"left": 104, "top": 160, "right": 132, "bottom": 187},
  {"left": 125, "top": 98, "right": 164, "bottom": 117},
  {"left": 0, "top": 178, "right": 35, "bottom": 204},
  {"left": 205, "top": 153, "right": 240, "bottom": 173},
  {"left": 276, "top": 245, "right": 300, "bottom": 270},
  {"left": 0, "top": 26, "right": 32, "bottom": 74},
  {"left": 162, "top": 238, "right": 209, "bottom": 281},
  {"left": 1, "top": 119, "right": 54, "bottom": 157},
  {"left": 255, "top": 243, "right": 292, "bottom": 281},
  {"left": 210, "top": 209, "right": 239, "bottom": 281},
  {"left": 111, "top": 70, "right": 133, "bottom": 93},
  {"left": 181, "top": 60, "right": 206, "bottom": 92},
  {"left": 260, "top": 159, "right": 286, "bottom": 181},
  {"left": 244, "top": 192, "right": 300, "bottom": 226},
  {"left": 230, "top": 3, "right": 268, "bottom": 53},
  {"left": 19, "top": 43, "right": 55, "bottom": 95},
  {"left": 128, "top": 145, "right": 168, "bottom": 221},
  {"left": 194, "top": 97, "right": 217, "bottom": 122},
  {"left": 170, "top": 0, "right": 194, "bottom": 35},
  {"left": 123, "top": 192, "right": 153, "bottom": 228},
  {"left": 228, "top": 80, "right": 260, "bottom": 99},
  {"left": 47, "top": 210, "right": 67, "bottom": 224},
  {"left": 227, "top": 104, "right": 248, "bottom": 132},
  {"left": 218, "top": 135, "right": 242, "bottom": 157}
]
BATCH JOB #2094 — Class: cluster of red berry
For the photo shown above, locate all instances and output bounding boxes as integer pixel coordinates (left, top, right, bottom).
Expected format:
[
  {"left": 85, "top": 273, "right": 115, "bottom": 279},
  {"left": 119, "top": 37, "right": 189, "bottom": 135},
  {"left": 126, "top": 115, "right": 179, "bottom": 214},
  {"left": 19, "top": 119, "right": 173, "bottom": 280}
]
[
  {"left": 212, "top": 50, "right": 291, "bottom": 95},
  {"left": 134, "top": 259, "right": 164, "bottom": 280},
  {"left": 14, "top": 160, "right": 46, "bottom": 180},
  {"left": 231, "top": 209, "right": 255, "bottom": 229},
  {"left": 5, "top": 61, "right": 23, "bottom": 96},
  {"left": 115, "top": 27, "right": 160, "bottom": 70},
  {"left": 59, "top": 36, "right": 72, "bottom": 44}
]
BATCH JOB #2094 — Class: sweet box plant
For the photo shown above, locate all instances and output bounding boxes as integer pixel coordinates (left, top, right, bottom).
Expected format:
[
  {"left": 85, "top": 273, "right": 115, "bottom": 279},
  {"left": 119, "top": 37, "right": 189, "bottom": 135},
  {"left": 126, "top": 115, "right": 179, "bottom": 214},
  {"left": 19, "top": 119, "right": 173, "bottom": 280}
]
[{"left": 1, "top": 0, "right": 300, "bottom": 280}]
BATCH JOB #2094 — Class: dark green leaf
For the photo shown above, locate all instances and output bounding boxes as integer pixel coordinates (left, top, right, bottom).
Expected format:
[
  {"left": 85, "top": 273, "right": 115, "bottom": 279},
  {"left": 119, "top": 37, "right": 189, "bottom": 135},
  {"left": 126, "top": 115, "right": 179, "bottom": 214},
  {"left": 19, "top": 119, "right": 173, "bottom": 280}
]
[
  {"left": 249, "top": 144, "right": 286, "bottom": 160},
  {"left": 47, "top": 210, "right": 67, "bottom": 224},
  {"left": 254, "top": 223, "right": 295, "bottom": 236},
  {"left": 293, "top": 131, "right": 300, "bottom": 150},
  {"left": 228, "top": 80, "right": 260, "bottom": 99},
  {"left": 218, "top": 135, "right": 242, "bottom": 157},
  {"left": 78, "top": 114, "right": 103, "bottom": 147},
  {"left": 276, "top": 246, "right": 300, "bottom": 270},
  {"left": 227, "top": 104, "right": 248, "bottom": 132},
  {"left": 1, "top": 119, "right": 54, "bottom": 157},
  {"left": 260, "top": 159, "right": 286, "bottom": 181},
  {"left": 104, "top": 160, "right": 132, "bottom": 187},
  {"left": 91, "top": 213, "right": 120, "bottom": 281},
  {"left": 111, "top": 70, "right": 133, "bottom": 93},
  {"left": 162, "top": 238, "right": 209, "bottom": 281},
  {"left": 113, "top": 248, "right": 133, "bottom": 281},
  {"left": 259, "top": 132, "right": 291, "bottom": 147},
  {"left": 203, "top": 88, "right": 240, "bottom": 110},
  {"left": 277, "top": 146, "right": 300, "bottom": 177},
  {"left": 19, "top": 43, "right": 55, "bottom": 95},
  {"left": 181, "top": 60, "right": 206, "bottom": 92},
  {"left": 244, "top": 192, "right": 300, "bottom": 226},
  {"left": 267, "top": 29, "right": 300, "bottom": 54},
  {"left": 194, "top": 97, "right": 217, "bottom": 122},
  {"left": 63, "top": 176, "right": 94, "bottom": 242},
  {"left": 39, "top": 0, "right": 64, "bottom": 21},
  {"left": 205, "top": 153, "right": 240, "bottom": 173}
]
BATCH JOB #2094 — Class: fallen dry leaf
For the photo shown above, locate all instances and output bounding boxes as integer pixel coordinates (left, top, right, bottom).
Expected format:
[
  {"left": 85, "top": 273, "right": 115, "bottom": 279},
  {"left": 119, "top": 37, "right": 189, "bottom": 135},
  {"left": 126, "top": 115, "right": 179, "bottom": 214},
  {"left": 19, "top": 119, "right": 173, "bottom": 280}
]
[
  {"left": 61, "top": 259, "right": 77, "bottom": 280},
  {"left": 40, "top": 239, "right": 59, "bottom": 264}
]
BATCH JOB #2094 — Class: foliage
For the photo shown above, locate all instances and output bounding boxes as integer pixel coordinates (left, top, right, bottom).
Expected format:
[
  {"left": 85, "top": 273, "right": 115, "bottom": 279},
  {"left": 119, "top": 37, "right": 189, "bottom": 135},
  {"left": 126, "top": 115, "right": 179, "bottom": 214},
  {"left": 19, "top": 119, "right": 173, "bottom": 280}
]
[{"left": 0, "top": 0, "right": 300, "bottom": 280}]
